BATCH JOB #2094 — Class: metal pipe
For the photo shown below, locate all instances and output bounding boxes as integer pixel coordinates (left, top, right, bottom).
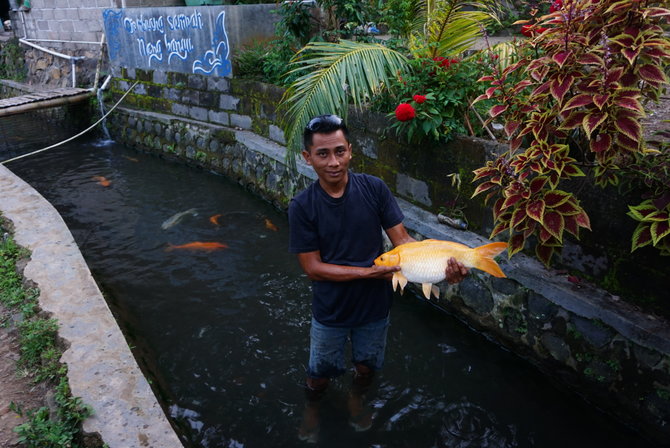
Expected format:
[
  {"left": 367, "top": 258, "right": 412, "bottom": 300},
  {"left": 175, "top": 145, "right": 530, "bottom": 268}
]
[
  {"left": 23, "top": 38, "right": 103, "bottom": 45},
  {"left": 71, "top": 59, "right": 76, "bottom": 88},
  {"left": 18, "top": 38, "right": 84, "bottom": 61},
  {"left": 100, "top": 75, "right": 112, "bottom": 91},
  {"left": 18, "top": 38, "right": 85, "bottom": 87},
  {"left": 19, "top": 9, "right": 26, "bottom": 38}
]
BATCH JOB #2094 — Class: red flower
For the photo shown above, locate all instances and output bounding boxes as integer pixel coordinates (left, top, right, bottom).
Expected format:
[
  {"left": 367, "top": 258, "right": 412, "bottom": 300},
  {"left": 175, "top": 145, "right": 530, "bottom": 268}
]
[
  {"left": 550, "top": 0, "right": 562, "bottom": 12},
  {"left": 521, "top": 24, "right": 548, "bottom": 37},
  {"left": 413, "top": 94, "right": 427, "bottom": 104},
  {"left": 432, "top": 57, "right": 460, "bottom": 69},
  {"left": 395, "top": 103, "right": 416, "bottom": 122}
]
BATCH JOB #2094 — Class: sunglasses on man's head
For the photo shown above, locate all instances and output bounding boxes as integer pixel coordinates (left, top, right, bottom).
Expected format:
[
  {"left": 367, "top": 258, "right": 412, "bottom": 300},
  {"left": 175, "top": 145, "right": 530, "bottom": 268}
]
[{"left": 304, "top": 115, "right": 344, "bottom": 132}]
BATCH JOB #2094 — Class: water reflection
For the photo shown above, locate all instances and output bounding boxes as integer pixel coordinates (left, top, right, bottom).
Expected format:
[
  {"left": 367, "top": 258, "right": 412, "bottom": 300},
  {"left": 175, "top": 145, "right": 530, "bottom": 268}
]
[
  {"left": 437, "top": 400, "right": 517, "bottom": 448},
  {"left": 9, "top": 138, "right": 647, "bottom": 448}
]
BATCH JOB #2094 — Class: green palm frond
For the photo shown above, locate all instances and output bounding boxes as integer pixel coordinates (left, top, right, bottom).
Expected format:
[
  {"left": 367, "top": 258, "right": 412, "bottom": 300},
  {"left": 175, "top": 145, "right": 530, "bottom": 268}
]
[
  {"left": 278, "top": 40, "right": 408, "bottom": 162},
  {"left": 412, "top": 0, "right": 500, "bottom": 58}
]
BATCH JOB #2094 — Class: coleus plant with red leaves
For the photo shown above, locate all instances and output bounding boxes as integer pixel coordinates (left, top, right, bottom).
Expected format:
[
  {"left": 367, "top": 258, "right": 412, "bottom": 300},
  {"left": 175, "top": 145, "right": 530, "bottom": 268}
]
[{"left": 471, "top": 0, "right": 670, "bottom": 265}]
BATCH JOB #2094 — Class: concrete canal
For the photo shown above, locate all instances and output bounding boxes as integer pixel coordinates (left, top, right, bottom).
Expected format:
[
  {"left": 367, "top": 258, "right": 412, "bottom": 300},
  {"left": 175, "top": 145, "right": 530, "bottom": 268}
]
[{"left": 6, "top": 137, "right": 645, "bottom": 447}]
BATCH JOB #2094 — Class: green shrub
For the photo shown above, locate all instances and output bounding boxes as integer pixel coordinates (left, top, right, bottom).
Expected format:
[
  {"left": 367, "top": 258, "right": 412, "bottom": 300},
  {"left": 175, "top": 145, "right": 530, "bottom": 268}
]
[
  {"left": 373, "top": 55, "right": 493, "bottom": 143},
  {"left": 0, "top": 38, "right": 27, "bottom": 81}
]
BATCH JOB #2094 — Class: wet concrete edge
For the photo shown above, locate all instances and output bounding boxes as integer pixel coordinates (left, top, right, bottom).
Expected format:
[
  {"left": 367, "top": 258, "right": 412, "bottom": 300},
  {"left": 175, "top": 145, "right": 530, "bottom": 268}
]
[{"left": 0, "top": 164, "right": 184, "bottom": 448}]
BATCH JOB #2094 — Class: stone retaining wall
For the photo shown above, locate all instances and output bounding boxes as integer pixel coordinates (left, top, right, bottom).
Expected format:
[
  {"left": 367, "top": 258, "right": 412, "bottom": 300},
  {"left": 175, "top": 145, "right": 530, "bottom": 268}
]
[{"left": 106, "top": 99, "right": 670, "bottom": 444}]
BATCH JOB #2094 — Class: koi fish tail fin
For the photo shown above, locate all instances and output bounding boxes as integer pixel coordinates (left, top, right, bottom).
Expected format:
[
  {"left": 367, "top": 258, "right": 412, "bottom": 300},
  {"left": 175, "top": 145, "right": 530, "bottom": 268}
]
[{"left": 472, "top": 242, "right": 508, "bottom": 278}]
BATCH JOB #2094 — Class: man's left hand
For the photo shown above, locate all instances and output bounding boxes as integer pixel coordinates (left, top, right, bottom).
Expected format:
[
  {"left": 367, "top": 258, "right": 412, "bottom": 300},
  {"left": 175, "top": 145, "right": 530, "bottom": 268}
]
[{"left": 445, "top": 257, "right": 468, "bottom": 284}]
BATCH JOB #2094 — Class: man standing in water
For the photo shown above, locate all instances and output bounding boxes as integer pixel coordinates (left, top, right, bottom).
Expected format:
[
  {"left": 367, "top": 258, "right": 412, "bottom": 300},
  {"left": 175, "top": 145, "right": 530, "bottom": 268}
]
[{"left": 288, "top": 114, "right": 468, "bottom": 442}]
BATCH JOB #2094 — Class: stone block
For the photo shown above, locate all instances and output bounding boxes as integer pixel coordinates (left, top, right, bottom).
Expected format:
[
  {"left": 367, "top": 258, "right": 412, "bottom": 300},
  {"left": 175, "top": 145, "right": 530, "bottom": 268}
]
[
  {"left": 633, "top": 344, "right": 662, "bottom": 369},
  {"left": 458, "top": 277, "right": 493, "bottom": 315},
  {"left": 354, "top": 135, "right": 377, "bottom": 159},
  {"left": 572, "top": 316, "right": 615, "bottom": 349},
  {"left": 396, "top": 173, "right": 432, "bottom": 207},
  {"left": 59, "top": 21, "right": 75, "bottom": 32},
  {"left": 133, "top": 83, "right": 147, "bottom": 95},
  {"left": 171, "top": 102, "right": 189, "bottom": 117},
  {"left": 165, "top": 88, "right": 180, "bottom": 102},
  {"left": 209, "top": 139, "right": 221, "bottom": 153},
  {"left": 154, "top": 70, "right": 168, "bottom": 85},
  {"left": 189, "top": 106, "right": 208, "bottom": 122},
  {"left": 231, "top": 114, "right": 252, "bottom": 130},
  {"left": 208, "top": 77, "right": 230, "bottom": 93},
  {"left": 126, "top": 68, "right": 136, "bottom": 80},
  {"left": 528, "top": 292, "right": 557, "bottom": 321},
  {"left": 541, "top": 333, "right": 571, "bottom": 363},
  {"left": 181, "top": 89, "right": 200, "bottom": 105},
  {"left": 148, "top": 85, "right": 162, "bottom": 98},
  {"left": 199, "top": 91, "right": 217, "bottom": 108},
  {"left": 220, "top": 94, "right": 240, "bottom": 111},
  {"left": 208, "top": 110, "right": 229, "bottom": 126},
  {"left": 37, "top": 21, "right": 51, "bottom": 31},
  {"left": 269, "top": 125, "right": 285, "bottom": 145},
  {"left": 188, "top": 74, "right": 206, "bottom": 90},
  {"left": 490, "top": 277, "right": 519, "bottom": 296}
]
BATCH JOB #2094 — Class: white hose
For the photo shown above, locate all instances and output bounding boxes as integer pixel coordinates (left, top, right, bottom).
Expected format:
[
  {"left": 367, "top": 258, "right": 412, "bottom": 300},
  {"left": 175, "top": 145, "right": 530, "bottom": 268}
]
[{"left": 1, "top": 81, "right": 139, "bottom": 165}]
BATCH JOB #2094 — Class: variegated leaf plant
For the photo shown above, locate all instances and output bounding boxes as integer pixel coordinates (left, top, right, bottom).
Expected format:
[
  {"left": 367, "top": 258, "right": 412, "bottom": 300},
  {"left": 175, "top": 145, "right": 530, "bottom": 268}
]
[{"left": 471, "top": 0, "right": 670, "bottom": 265}]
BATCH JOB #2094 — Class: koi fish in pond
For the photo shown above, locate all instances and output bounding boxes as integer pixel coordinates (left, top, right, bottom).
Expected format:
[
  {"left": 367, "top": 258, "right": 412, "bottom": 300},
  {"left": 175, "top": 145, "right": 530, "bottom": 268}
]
[
  {"left": 161, "top": 208, "right": 198, "bottom": 230},
  {"left": 166, "top": 242, "right": 228, "bottom": 251},
  {"left": 264, "top": 218, "right": 278, "bottom": 232},
  {"left": 209, "top": 214, "right": 222, "bottom": 226},
  {"left": 374, "top": 239, "right": 508, "bottom": 300},
  {"left": 92, "top": 176, "right": 111, "bottom": 187},
  {"left": 122, "top": 155, "right": 139, "bottom": 162}
]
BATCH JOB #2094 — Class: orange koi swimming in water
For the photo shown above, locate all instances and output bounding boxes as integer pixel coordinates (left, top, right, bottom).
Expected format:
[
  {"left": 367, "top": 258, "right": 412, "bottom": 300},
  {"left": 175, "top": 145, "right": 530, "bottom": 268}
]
[
  {"left": 123, "top": 155, "right": 139, "bottom": 162},
  {"left": 166, "top": 242, "right": 228, "bottom": 252},
  {"left": 209, "top": 214, "right": 222, "bottom": 226},
  {"left": 92, "top": 176, "right": 111, "bottom": 187},
  {"left": 264, "top": 218, "right": 278, "bottom": 232}
]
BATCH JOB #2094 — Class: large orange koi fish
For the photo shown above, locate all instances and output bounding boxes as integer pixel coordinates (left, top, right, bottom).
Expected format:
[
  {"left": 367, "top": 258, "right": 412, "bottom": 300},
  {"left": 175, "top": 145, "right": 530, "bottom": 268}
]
[{"left": 374, "top": 239, "right": 508, "bottom": 300}]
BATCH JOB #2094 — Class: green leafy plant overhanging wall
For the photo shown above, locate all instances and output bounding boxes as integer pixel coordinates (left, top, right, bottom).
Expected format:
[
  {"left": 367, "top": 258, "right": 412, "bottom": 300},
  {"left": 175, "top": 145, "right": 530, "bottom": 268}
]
[{"left": 471, "top": 0, "right": 670, "bottom": 265}]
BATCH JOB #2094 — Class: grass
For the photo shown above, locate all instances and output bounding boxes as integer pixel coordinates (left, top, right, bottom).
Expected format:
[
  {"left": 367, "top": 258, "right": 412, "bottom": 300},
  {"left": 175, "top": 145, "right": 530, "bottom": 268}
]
[{"left": 0, "top": 217, "right": 100, "bottom": 448}]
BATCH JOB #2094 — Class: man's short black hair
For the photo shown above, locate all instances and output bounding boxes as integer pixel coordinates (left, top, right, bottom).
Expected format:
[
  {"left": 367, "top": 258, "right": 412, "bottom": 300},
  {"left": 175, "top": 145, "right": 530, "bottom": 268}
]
[{"left": 303, "top": 114, "right": 350, "bottom": 150}]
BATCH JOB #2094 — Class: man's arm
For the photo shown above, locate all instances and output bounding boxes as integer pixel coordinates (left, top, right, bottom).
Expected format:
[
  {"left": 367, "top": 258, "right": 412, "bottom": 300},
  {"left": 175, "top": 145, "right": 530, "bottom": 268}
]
[
  {"left": 296, "top": 250, "right": 399, "bottom": 282},
  {"left": 384, "top": 222, "right": 469, "bottom": 284}
]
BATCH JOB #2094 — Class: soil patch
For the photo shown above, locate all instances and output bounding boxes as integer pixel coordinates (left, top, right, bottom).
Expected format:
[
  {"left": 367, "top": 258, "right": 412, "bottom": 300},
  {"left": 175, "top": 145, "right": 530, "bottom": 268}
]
[{"left": 0, "top": 310, "right": 50, "bottom": 448}]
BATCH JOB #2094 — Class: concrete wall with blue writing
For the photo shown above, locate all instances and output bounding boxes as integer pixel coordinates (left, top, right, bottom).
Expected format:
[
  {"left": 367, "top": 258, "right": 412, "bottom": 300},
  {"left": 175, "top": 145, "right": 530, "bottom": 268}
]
[{"left": 103, "top": 5, "right": 279, "bottom": 77}]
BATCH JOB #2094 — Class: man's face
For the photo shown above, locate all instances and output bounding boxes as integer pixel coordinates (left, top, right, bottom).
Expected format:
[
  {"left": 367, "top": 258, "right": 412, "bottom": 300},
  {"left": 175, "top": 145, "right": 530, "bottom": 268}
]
[{"left": 302, "top": 129, "right": 352, "bottom": 187}]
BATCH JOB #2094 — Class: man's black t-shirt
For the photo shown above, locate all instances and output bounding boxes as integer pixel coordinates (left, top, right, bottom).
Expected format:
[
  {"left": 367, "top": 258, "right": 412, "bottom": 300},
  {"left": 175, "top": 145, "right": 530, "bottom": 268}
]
[{"left": 288, "top": 172, "right": 404, "bottom": 327}]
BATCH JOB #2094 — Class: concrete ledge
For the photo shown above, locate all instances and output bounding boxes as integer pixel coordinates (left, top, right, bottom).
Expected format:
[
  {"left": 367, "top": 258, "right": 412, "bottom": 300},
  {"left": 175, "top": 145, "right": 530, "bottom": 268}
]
[{"left": 0, "top": 164, "right": 183, "bottom": 448}]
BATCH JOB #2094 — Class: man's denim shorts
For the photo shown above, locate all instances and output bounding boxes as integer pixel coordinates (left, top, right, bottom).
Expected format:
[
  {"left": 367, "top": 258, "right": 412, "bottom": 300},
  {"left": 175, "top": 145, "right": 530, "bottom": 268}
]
[{"left": 307, "top": 314, "right": 390, "bottom": 379}]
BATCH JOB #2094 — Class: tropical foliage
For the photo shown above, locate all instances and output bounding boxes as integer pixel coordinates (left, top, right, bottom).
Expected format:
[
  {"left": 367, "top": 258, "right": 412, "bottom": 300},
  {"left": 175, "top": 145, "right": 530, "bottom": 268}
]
[
  {"left": 277, "top": 0, "right": 500, "bottom": 161},
  {"left": 471, "top": 0, "right": 670, "bottom": 264},
  {"left": 279, "top": 40, "right": 409, "bottom": 164}
]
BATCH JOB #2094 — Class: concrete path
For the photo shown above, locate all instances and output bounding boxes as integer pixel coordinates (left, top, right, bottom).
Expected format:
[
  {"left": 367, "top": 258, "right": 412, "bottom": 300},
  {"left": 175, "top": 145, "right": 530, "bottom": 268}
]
[{"left": 0, "top": 164, "right": 184, "bottom": 448}]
